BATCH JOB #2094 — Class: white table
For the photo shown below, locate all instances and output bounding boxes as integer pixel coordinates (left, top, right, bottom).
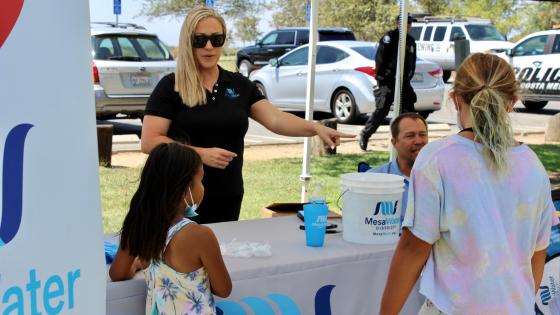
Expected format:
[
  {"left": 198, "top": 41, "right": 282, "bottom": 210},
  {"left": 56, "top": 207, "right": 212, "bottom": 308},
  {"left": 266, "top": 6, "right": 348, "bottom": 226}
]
[{"left": 106, "top": 216, "right": 423, "bottom": 315}]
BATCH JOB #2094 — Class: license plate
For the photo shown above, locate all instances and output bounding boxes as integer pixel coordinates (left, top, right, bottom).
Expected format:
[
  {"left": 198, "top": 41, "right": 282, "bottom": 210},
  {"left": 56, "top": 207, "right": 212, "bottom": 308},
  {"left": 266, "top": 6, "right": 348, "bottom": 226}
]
[
  {"left": 411, "top": 73, "right": 423, "bottom": 82},
  {"left": 131, "top": 74, "right": 151, "bottom": 87}
]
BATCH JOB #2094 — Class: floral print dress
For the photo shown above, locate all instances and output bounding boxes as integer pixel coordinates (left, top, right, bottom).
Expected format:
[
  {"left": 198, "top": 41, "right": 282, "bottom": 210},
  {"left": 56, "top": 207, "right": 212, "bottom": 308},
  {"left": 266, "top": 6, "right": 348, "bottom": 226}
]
[{"left": 144, "top": 218, "right": 216, "bottom": 315}]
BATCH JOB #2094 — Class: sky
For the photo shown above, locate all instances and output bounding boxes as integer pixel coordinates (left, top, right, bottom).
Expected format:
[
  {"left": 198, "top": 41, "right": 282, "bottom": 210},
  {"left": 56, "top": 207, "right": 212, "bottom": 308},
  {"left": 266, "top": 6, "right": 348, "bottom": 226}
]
[
  {"left": 89, "top": 0, "right": 183, "bottom": 46},
  {"left": 88, "top": 0, "right": 273, "bottom": 47}
]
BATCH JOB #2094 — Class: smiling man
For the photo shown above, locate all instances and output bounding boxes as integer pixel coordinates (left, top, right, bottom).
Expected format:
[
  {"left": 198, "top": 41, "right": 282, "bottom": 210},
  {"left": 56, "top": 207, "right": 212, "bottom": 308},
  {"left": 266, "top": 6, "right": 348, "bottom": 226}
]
[{"left": 367, "top": 112, "right": 428, "bottom": 220}]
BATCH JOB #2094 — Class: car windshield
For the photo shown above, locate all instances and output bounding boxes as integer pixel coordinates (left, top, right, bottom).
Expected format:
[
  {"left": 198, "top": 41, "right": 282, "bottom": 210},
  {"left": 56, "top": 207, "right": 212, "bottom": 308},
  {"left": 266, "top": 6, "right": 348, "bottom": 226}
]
[
  {"left": 92, "top": 34, "right": 174, "bottom": 61},
  {"left": 350, "top": 46, "right": 377, "bottom": 60},
  {"left": 465, "top": 25, "right": 505, "bottom": 41}
]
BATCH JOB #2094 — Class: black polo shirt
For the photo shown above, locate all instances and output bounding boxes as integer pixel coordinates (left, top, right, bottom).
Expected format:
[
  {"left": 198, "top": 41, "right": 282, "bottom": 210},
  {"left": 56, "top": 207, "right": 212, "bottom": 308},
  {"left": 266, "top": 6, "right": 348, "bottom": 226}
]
[{"left": 145, "top": 67, "right": 266, "bottom": 196}]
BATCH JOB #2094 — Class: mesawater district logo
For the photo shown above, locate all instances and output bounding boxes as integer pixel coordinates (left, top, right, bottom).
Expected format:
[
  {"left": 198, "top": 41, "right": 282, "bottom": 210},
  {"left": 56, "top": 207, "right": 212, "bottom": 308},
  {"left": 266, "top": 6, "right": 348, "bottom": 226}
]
[
  {"left": 0, "top": 123, "right": 33, "bottom": 246},
  {"left": 374, "top": 200, "right": 398, "bottom": 216},
  {"left": 364, "top": 200, "right": 400, "bottom": 237},
  {"left": 365, "top": 200, "right": 400, "bottom": 225}
]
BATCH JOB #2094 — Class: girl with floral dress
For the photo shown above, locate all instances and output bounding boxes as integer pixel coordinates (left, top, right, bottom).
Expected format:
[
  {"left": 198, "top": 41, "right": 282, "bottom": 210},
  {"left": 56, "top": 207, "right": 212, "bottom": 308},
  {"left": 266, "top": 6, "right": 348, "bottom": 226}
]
[{"left": 109, "top": 142, "right": 231, "bottom": 314}]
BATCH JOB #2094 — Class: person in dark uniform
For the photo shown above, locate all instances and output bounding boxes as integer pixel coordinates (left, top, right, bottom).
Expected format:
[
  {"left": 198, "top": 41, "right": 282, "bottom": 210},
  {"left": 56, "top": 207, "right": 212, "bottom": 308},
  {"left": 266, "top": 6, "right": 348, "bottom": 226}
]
[
  {"left": 142, "top": 7, "right": 353, "bottom": 224},
  {"left": 359, "top": 14, "right": 417, "bottom": 151}
]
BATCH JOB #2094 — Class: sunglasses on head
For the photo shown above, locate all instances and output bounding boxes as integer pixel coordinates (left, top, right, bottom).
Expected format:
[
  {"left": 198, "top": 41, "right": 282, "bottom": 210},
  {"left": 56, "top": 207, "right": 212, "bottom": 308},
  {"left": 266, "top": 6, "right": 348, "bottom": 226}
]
[{"left": 192, "top": 34, "right": 226, "bottom": 48}]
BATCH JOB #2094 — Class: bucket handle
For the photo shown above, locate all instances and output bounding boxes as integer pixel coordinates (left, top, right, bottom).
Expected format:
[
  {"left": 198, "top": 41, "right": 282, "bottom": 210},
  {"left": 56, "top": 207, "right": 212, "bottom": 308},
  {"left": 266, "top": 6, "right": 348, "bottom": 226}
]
[{"left": 336, "top": 188, "right": 350, "bottom": 212}]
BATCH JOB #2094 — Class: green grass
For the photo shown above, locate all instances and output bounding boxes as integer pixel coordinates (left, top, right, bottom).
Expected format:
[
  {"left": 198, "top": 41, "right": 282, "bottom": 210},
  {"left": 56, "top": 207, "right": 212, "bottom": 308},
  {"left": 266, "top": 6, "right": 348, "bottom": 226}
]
[
  {"left": 240, "top": 152, "right": 389, "bottom": 220},
  {"left": 100, "top": 144, "right": 559, "bottom": 233},
  {"left": 530, "top": 144, "right": 560, "bottom": 173},
  {"left": 99, "top": 166, "right": 140, "bottom": 233}
]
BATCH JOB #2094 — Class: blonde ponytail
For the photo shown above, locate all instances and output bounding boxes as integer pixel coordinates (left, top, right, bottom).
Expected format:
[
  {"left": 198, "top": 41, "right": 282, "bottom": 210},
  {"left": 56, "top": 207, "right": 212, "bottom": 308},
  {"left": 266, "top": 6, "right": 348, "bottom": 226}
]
[
  {"left": 453, "top": 53, "right": 519, "bottom": 175},
  {"left": 469, "top": 87, "right": 514, "bottom": 173}
]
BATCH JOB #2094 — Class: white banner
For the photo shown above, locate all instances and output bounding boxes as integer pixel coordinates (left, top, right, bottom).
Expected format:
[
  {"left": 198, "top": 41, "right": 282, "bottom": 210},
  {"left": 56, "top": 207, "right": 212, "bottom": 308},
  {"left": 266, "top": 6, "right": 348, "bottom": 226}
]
[
  {"left": 216, "top": 258, "right": 422, "bottom": 315},
  {"left": 1, "top": 0, "right": 105, "bottom": 314}
]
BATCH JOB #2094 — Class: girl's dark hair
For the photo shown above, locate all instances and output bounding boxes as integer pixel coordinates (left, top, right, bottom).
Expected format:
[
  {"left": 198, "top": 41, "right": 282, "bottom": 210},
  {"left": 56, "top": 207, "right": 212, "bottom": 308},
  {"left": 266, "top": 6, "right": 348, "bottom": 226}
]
[{"left": 119, "top": 142, "right": 202, "bottom": 262}]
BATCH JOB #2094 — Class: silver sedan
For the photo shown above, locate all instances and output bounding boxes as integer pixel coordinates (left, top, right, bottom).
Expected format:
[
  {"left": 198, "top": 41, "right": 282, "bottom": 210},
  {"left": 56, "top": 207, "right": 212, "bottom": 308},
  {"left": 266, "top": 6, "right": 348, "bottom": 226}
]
[{"left": 249, "top": 41, "right": 445, "bottom": 123}]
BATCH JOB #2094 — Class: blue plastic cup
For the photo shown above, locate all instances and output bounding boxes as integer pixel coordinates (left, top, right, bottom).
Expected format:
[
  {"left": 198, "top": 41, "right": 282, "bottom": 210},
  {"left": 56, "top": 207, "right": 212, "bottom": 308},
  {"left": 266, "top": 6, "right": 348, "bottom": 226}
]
[{"left": 304, "top": 203, "right": 328, "bottom": 247}]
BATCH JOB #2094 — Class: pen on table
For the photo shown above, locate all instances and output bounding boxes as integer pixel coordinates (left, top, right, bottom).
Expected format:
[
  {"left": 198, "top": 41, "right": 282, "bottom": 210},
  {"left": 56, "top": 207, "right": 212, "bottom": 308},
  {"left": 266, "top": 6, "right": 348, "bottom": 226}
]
[{"left": 325, "top": 229, "right": 341, "bottom": 234}]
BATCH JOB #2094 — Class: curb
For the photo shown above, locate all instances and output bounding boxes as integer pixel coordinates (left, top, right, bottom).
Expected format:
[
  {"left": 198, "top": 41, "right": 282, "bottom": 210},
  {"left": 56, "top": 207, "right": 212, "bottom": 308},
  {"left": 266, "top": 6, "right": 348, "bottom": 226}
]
[{"left": 112, "top": 135, "right": 141, "bottom": 152}]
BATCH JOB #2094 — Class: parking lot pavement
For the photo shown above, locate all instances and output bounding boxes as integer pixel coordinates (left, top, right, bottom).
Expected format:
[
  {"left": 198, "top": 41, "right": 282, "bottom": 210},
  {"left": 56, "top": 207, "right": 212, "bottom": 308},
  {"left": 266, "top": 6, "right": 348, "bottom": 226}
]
[
  {"left": 111, "top": 123, "right": 452, "bottom": 152},
  {"left": 107, "top": 115, "right": 550, "bottom": 153}
]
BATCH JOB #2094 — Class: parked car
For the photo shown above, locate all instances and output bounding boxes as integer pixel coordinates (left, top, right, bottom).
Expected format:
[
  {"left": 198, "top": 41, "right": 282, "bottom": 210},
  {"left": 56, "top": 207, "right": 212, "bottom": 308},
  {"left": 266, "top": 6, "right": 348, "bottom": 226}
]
[
  {"left": 499, "top": 29, "right": 560, "bottom": 111},
  {"left": 91, "top": 22, "right": 175, "bottom": 119},
  {"left": 236, "top": 27, "right": 356, "bottom": 76},
  {"left": 410, "top": 16, "right": 513, "bottom": 82},
  {"left": 249, "top": 41, "right": 444, "bottom": 124}
]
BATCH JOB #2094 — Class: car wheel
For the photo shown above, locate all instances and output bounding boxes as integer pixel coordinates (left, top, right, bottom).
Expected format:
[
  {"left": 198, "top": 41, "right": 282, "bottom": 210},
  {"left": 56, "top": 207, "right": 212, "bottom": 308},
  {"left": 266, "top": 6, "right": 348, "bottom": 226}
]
[
  {"left": 238, "top": 60, "right": 254, "bottom": 77},
  {"left": 255, "top": 82, "right": 267, "bottom": 97},
  {"left": 442, "top": 70, "right": 452, "bottom": 83},
  {"left": 522, "top": 100, "right": 547, "bottom": 112},
  {"left": 331, "top": 89, "right": 358, "bottom": 124},
  {"left": 418, "top": 111, "right": 432, "bottom": 120}
]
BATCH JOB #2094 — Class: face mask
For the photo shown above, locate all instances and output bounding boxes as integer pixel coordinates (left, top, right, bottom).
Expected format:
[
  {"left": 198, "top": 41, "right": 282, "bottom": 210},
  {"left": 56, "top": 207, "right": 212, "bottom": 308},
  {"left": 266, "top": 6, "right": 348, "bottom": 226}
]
[{"left": 184, "top": 187, "right": 199, "bottom": 218}]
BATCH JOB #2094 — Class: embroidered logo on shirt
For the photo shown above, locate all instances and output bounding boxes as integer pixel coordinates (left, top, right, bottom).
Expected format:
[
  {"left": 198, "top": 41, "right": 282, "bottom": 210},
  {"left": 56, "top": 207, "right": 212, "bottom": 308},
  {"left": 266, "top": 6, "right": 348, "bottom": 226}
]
[
  {"left": 225, "top": 88, "right": 240, "bottom": 98},
  {"left": 383, "top": 35, "right": 391, "bottom": 44}
]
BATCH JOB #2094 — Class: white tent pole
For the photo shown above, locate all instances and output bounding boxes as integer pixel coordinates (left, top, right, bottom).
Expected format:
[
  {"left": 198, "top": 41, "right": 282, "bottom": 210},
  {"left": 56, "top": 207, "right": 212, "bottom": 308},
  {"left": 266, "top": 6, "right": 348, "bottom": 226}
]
[
  {"left": 300, "top": 0, "right": 318, "bottom": 203},
  {"left": 390, "top": 0, "right": 409, "bottom": 161}
]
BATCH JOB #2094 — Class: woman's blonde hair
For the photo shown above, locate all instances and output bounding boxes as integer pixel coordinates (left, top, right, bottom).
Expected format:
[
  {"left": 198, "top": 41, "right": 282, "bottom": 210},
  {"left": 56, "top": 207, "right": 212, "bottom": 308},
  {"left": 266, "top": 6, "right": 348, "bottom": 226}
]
[
  {"left": 453, "top": 53, "right": 519, "bottom": 174},
  {"left": 175, "top": 7, "right": 227, "bottom": 107}
]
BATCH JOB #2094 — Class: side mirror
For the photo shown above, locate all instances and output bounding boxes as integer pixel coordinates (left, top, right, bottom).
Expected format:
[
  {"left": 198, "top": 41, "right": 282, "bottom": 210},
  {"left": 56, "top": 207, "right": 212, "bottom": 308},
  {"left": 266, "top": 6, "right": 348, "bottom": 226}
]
[
  {"left": 255, "top": 38, "right": 262, "bottom": 46},
  {"left": 269, "top": 58, "right": 279, "bottom": 67},
  {"left": 505, "top": 48, "right": 513, "bottom": 57}
]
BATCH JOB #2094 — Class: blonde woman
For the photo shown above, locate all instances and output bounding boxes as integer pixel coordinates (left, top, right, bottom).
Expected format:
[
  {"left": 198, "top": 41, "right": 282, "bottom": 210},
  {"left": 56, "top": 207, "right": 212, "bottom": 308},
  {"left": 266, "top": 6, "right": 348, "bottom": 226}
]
[
  {"left": 142, "top": 7, "right": 353, "bottom": 224},
  {"left": 379, "top": 53, "right": 558, "bottom": 314}
]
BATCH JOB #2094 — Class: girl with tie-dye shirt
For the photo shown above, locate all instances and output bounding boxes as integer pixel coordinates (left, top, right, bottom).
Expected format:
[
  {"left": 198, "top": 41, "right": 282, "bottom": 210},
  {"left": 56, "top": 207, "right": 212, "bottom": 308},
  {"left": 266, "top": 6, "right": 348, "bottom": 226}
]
[
  {"left": 379, "top": 53, "right": 558, "bottom": 315},
  {"left": 109, "top": 143, "right": 232, "bottom": 314}
]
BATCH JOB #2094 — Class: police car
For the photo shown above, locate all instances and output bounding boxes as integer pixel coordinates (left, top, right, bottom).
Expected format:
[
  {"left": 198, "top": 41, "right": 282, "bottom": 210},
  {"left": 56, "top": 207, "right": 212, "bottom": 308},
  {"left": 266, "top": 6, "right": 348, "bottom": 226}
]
[
  {"left": 411, "top": 16, "right": 514, "bottom": 82},
  {"left": 500, "top": 29, "right": 560, "bottom": 111}
]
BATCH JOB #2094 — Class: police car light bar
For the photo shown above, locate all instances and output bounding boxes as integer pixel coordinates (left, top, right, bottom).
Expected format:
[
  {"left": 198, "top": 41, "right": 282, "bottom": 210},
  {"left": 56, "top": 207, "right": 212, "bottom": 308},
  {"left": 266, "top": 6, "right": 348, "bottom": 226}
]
[{"left": 418, "top": 16, "right": 492, "bottom": 24}]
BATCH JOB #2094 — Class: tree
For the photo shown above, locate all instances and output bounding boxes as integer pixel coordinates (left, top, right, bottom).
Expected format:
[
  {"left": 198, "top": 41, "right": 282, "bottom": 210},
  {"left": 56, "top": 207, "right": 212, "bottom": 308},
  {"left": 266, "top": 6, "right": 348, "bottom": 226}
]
[
  {"left": 416, "top": 0, "right": 449, "bottom": 16},
  {"left": 233, "top": 15, "right": 262, "bottom": 45},
  {"left": 139, "top": 0, "right": 257, "bottom": 19},
  {"left": 319, "top": 0, "right": 398, "bottom": 41},
  {"left": 268, "top": 0, "right": 398, "bottom": 41},
  {"left": 516, "top": 2, "right": 560, "bottom": 40},
  {"left": 268, "top": 0, "right": 307, "bottom": 28},
  {"left": 448, "top": 0, "right": 520, "bottom": 37}
]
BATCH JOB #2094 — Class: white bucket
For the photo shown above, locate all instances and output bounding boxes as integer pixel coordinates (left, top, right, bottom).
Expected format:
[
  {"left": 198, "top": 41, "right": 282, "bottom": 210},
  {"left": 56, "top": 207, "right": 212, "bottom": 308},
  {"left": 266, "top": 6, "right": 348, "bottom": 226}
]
[{"left": 340, "top": 172, "right": 404, "bottom": 245}]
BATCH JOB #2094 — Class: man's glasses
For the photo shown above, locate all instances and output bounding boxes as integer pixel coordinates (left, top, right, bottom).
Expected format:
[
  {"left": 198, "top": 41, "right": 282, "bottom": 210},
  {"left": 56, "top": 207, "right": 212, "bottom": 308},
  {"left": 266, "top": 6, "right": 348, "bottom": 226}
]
[{"left": 192, "top": 34, "right": 226, "bottom": 48}]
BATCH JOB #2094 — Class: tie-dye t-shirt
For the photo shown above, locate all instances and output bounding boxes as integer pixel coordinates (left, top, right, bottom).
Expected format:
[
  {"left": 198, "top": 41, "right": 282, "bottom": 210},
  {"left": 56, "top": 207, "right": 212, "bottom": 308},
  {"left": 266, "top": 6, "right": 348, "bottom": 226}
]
[{"left": 403, "top": 135, "right": 558, "bottom": 315}]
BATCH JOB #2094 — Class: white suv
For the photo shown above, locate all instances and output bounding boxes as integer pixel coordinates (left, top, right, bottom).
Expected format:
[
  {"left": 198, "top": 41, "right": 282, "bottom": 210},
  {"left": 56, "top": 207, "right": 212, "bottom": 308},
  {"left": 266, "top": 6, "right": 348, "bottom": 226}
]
[
  {"left": 500, "top": 29, "right": 560, "bottom": 111},
  {"left": 91, "top": 22, "right": 175, "bottom": 119},
  {"left": 411, "top": 17, "right": 514, "bottom": 82}
]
